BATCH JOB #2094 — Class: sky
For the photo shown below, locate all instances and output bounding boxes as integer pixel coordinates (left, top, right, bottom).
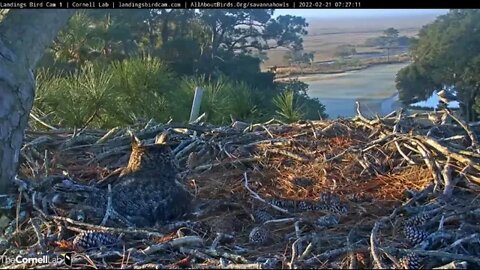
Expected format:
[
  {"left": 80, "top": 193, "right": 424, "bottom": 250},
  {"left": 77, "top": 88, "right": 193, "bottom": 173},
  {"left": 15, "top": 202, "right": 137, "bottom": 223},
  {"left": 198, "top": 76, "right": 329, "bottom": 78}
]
[{"left": 274, "top": 9, "right": 449, "bottom": 18}]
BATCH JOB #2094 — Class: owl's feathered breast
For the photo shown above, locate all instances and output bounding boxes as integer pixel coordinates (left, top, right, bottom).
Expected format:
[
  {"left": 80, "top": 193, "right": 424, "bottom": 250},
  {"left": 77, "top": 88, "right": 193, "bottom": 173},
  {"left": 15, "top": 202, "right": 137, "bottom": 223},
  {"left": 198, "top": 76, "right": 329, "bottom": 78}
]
[
  {"left": 52, "top": 135, "right": 192, "bottom": 228},
  {"left": 111, "top": 140, "right": 191, "bottom": 226}
]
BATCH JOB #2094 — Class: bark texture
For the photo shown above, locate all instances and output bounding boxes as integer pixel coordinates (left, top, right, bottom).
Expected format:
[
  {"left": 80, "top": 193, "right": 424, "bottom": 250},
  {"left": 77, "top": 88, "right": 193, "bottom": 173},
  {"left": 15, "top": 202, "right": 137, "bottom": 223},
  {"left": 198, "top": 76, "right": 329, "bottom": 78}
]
[{"left": 0, "top": 10, "right": 74, "bottom": 192}]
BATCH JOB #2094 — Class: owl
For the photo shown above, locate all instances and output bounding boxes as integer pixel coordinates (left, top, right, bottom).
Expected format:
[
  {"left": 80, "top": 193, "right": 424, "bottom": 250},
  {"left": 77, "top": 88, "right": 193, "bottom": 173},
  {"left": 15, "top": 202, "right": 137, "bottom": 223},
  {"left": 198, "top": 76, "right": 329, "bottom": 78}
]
[{"left": 52, "top": 132, "right": 192, "bottom": 228}]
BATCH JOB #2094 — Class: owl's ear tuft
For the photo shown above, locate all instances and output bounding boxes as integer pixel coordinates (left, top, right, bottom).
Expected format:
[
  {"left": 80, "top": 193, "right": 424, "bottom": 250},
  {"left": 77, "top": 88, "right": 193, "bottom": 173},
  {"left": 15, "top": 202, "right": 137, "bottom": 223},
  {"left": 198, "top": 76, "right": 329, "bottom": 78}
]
[
  {"left": 155, "top": 132, "right": 168, "bottom": 145},
  {"left": 128, "top": 130, "right": 142, "bottom": 148}
]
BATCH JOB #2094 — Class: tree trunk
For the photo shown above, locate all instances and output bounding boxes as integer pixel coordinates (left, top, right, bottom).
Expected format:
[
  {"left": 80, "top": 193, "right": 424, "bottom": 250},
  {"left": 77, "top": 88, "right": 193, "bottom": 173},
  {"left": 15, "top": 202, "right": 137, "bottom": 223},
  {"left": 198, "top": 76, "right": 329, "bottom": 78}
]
[
  {"left": 160, "top": 10, "right": 173, "bottom": 46},
  {"left": 0, "top": 10, "right": 74, "bottom": 193}
]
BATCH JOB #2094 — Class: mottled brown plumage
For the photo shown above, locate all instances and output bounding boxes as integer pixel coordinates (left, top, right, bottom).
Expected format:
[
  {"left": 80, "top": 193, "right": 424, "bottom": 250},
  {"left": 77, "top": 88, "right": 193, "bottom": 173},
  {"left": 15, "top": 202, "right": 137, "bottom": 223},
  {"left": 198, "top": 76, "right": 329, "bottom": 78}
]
[{"left": 52, "top": 132, "right": 192, "bottom": 228}]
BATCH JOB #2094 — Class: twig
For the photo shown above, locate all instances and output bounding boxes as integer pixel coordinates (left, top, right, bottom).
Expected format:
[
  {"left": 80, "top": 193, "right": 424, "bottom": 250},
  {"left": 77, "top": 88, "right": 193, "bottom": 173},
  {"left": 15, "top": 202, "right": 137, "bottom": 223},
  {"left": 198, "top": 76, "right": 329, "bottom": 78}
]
[
  {"left": 50, "top": 215, "right": 164, "bottom": 237},
  {"left": 30, "top": 112, "right": 57, "bottom": 130},
  {"left": 442, "top": 158, "right": 457, "bottom": 198},
  {"left": 445, "top": 233, "right": 480, "bottom": 250},
  {"left": 395, "top": 141, "right": 416, "bottom": 165},
  {"left": 30, "top": 217, "right": 46, "bottom": 250},
  {"left": 223, "top": 263, "right": 263, "bottom": 269},
  {"left": 346, "top": 226, "right": 357, "bottom": 269},
  {"left": 245, "top": 123, "right": 275, "bottom": 138},
  {"left": 203, "top": 249, "right": 249, "bottom": 264},
  {"left": 444, "top": 109, "right": 479, "bottom": 151},
  {"left": 288, "top": 237, "right": 302, "bottom": 269},
  {"left": 243, "top": 172, "right": 289, "bottom": 214},
  {"left": 178, "top": 247, "right": 213, "bottom": 261},
  {"left": 307, "top": 121, "right": 318, "bottom": 139},
  {"left": 100, "top": 184, "right": 113, "bottom": 226},
  {"left": 190, "top": 157, "right": 260, "bottom": 173},
  {"left": 382, "top": 247, "right": 480, "bottom": 265},
  {"left": 416, "top": 230, "right": 454, "bottom": 250},
  {"left": 15, "top": 190, "right": 22, "bottom": 232},
  {"left": 438, "top": 215, "right": 445, "bottom": 231},
  {"left": 370, "top": 220, "right": 387, "bottom": 269},
  {"left": 264, "top": 217, "right": 298, "bottom": 225},
  {"left": 95, "top": 127, "right": 121, "bottom": 144},
  {"left": 432, "top": 261, "right": 468, "bottom": 269},
  {"left": 175, "top": 140, "right": 201, "bottom": 160},
  {"left": 298, "top": 242, "right": 314, "bottom": 261},
  {"left": 265, "top": 149, "right": 309, "bottom": 162},
  {"left": 141, "top": 236, "right": 204, "bottom": 255},
  {"left": 416, "top": 144, "right": 442, "bottom": 192},
  {"left": 304, "top": 245, "right": 368, "bottom": 265}
]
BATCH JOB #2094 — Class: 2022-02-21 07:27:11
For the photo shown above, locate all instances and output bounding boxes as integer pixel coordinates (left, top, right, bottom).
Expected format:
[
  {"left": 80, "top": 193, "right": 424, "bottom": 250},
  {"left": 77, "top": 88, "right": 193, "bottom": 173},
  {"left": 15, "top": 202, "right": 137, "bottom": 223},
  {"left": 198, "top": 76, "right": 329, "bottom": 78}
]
[{"left": 297, "top": 1, "right": 362, "bottom": 8}]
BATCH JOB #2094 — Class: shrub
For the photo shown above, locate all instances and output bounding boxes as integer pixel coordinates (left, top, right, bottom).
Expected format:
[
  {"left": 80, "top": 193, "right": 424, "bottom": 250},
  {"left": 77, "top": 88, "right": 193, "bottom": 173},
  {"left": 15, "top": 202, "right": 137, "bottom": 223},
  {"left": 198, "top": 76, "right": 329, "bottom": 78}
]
[
  {"left": 273, "top": 90, "right": 304, "bottom": 123},
  {"left": 34, "top": 57, "right": 177, "bottom": 128},
  {"left": 105, "top": 56, "right": 176, "bottom": 126},
  {"left": 172, "top": 75, "right": 259, "bottom": 124},
  {"left": 34, "top": 64, "right": 113, "bottom": 128}
]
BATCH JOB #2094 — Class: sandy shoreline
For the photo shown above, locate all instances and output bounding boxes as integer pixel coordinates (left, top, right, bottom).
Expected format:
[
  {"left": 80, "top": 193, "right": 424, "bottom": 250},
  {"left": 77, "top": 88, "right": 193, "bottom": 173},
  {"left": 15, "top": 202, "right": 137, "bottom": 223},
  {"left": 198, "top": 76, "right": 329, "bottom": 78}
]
[{"left": 274, "top": 61, "right": 411, "bottom": 83}]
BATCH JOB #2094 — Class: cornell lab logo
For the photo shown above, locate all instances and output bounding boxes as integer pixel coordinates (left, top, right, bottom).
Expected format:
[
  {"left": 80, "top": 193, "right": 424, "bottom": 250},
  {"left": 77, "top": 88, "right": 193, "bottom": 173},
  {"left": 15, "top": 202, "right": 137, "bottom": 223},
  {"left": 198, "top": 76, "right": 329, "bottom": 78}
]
[
  {"left": 63, "top": 252, "right": 72, "bottom": 266},
  {"left": 0, "top": 254, "right": 66, "bottom": 265}
]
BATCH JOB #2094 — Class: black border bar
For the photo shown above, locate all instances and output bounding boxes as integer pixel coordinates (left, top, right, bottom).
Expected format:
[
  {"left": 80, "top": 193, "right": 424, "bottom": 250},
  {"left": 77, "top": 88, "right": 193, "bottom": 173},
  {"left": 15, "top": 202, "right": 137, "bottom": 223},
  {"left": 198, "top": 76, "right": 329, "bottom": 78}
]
[{"left": 0, "top": 0, "right": 478, "bottom": 9}]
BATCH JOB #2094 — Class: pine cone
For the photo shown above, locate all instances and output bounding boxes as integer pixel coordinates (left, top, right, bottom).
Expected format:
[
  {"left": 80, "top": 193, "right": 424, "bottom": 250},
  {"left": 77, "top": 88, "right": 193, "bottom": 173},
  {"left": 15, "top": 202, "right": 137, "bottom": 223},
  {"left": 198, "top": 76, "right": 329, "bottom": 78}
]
[
  {"left": 328, "top": 203, "right": 348, "bottom": 215},
  {"left": 316, "top": 215, "right": 339, "bottom": 228},
  {"left": 73, "top": 231, "right": 119, "bottom": 251},
  {"left": 249, "top": 226, "right": 270, "bottom": 245},
  {"left": 404, "top": 212, "right": 434, "bottom": 227},
  {"left": 319, "top": 192, "right": 341, "bottom": 205},
  {"left": 346, "top": 192, "right": 372, "bottom": 203},
  {"left": 297, "top": 201, "right": 317, "bottom": 211},
  {"left": 403, "top": 226, "right": 429, "bottom": 246},
  {"left": 268, "top": 198, "right": 295, "bottom": 209},
  {"left": 399, "top": 253, "right": 422, "bottom": 269},
  {"left": 316, "top": 202, "right": 348, "bottom": 216},
  {"left": 253, "top": 210, "right": 274, "bottom": 223}
]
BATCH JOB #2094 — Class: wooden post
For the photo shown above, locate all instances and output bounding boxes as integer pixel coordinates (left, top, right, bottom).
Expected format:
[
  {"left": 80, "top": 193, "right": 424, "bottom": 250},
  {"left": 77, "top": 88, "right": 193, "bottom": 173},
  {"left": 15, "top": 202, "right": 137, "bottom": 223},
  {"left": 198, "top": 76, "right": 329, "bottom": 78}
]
[{"left": 189, "top": 87, "right": 204, "bottom": 123}]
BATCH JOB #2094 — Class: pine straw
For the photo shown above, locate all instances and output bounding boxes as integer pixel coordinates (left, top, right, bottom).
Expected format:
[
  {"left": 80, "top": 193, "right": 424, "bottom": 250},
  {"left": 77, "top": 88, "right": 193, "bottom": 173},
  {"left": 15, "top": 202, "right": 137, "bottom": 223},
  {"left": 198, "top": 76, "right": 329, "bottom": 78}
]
[{"left": 3, "top": 110, "right": 480, "bottom": 268}]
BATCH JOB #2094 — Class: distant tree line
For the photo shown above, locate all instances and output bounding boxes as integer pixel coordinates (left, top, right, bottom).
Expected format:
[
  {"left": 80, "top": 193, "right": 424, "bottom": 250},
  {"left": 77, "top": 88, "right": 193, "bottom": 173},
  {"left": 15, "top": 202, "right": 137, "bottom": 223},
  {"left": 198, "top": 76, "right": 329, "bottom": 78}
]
[{"left": 365, "top": 28, "right": 414, "bottom": 49}]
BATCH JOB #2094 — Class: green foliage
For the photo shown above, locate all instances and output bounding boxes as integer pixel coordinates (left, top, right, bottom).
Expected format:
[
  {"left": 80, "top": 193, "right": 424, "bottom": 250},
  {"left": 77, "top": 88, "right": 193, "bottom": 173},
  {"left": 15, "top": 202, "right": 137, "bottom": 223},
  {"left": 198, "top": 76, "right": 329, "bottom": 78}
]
[
  {"left": 365, "top": 29, "right": 412, "bottom": 49},
  {"left": 158, "top": 38, "right": 201, "bottom": 75},
  {"left": 35, "top": 64, "right": 114, "bottom": 128},
  {"left": 383, "top": 28, "right": 399, "bottom": 40},
  {"left": 275, "top": 79, "right": 328, "bottom": 120},
  {"left": 276, "top": 79, "right": 309, "bottom": 96},
  {"left": 35, "top": 57, "right": 176, "bottom": 128},
  {"left": 395, "top": 64, "right": 440, "bottom": 105},
  {"left": 396, "top": 9, "right": 480, "bottom": 120},
  {"left": 397, "top": 36, "right": 413, "bottom": 47},
  {"left": 285, "top": 50, "right": 314, "bottom": 66},
  {"left": 273, "top": 90, "right": 304, "bottom": 123},
  {"left": 33, "top": 9, "right": 328, "bottom": 127},
  {"left": 173, "top": 75, "right": 259, "bottom": 124},
  {"left": 298, "top": 95, "right": 328, "bottom": 120},
  {"left": 333, "top": 45, "right": 357, "bottom": 58},
  {"left": 105, "top": 56, "right": 175, "bottom": 126}
]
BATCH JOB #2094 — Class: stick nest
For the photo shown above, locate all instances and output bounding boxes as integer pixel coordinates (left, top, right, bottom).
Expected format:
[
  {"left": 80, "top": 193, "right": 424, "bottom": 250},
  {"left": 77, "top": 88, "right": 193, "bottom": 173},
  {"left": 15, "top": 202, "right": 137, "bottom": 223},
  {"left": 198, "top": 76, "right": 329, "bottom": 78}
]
[{"left": 2, "top": 107, "right": 480, "bottom": 269}]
